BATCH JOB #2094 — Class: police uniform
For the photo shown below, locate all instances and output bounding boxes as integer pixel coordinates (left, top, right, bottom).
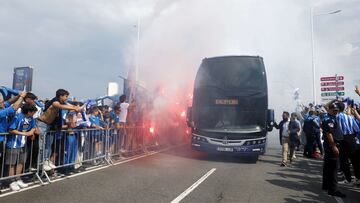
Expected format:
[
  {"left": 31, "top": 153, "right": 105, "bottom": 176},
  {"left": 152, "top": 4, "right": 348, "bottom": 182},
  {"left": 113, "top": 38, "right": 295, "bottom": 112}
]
[
  {"left": 322, "top": 111, "right": 346, "bottom": 198},
  {"left": 321, "top": 113, "right": 340, "bottom": 193}
]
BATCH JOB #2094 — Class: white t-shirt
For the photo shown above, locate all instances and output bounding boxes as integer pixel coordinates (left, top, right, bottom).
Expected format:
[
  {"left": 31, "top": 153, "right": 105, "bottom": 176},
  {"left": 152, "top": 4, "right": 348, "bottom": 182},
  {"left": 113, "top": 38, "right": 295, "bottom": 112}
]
[
  {"left": 282, "top": 121, "right": 290, "bottom": 137},
  {"left": 119, "top": 102, "right": 130, "bottom": 123}
]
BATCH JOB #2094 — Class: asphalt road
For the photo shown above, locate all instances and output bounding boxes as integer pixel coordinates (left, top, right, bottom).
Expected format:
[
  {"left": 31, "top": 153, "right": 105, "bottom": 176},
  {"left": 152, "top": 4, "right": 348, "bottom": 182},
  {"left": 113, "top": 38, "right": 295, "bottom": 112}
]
[{"left": 1, "top": 145, "right": 359, "bottom": 203}]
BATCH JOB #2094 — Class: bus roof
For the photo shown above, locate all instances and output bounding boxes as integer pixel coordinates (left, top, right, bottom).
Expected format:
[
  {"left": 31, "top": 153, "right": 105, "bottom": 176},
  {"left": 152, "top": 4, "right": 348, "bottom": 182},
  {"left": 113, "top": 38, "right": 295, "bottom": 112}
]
[{"left": 203, "top": 55, "right": 263, "bottom": 62}]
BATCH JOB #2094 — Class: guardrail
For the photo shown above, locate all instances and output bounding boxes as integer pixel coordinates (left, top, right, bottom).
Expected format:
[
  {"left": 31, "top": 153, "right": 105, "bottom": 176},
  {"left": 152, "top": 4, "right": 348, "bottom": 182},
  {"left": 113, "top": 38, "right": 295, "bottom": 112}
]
[
  {"left": 0, "top": 132, "right": 43, "bottom": 188},
  {"left": 0, "top": 126, "right": 168, "bottom": 192}
]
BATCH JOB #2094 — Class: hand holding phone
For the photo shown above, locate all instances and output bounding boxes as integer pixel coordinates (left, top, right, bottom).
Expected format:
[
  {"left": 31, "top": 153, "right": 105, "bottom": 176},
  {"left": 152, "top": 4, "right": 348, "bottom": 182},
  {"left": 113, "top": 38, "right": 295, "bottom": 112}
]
[{"left": 355, "top": 85, "right": 360, "bottom": 96}]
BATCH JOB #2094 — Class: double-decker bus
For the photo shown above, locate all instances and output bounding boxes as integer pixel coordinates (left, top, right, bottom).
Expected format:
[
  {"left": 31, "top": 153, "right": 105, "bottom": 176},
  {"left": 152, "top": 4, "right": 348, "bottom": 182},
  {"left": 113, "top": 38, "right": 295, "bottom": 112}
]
[{"left": 187, "top": 56, "right": 274, "bottom": 162}]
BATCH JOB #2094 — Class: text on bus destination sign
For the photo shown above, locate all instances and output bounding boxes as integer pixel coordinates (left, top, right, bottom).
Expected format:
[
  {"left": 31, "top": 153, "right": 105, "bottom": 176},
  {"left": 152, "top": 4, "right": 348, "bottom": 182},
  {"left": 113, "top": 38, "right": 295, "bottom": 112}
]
[{"left": 215, "top": 99, "right": 239, "bottom": 105}]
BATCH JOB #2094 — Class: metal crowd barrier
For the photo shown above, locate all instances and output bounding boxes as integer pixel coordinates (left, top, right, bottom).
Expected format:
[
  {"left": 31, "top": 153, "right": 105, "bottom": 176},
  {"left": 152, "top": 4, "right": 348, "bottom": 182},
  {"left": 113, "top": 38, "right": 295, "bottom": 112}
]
[
  {"left": 0, "top": 132, "right": 42, "bottom": 185},
  {"left": 39, "top": 128, "right": 109, "bottom": 182},
  {"left": 107, "top": 126, "right": 148, "bottom": 162},
  {"left": 1, "top": 126, "right": 167, "bottom": 192}
]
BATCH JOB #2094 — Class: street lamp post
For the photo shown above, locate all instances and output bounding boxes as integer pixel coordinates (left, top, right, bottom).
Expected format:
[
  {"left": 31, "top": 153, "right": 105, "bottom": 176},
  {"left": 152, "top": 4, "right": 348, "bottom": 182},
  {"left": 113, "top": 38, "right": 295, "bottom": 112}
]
[
  {"left": 310, "top": 8, "right": 341, "bottom": 105},
  {"left": 136, "top": 16, "right": 140, "bottom": 82}
]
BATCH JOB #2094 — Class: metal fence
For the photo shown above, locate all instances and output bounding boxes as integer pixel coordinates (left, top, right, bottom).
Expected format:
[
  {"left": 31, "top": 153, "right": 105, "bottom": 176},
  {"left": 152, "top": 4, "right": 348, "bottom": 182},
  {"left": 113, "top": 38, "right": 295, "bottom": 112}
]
[
  {"left": 0, "top": 126, "right": 163, "bottom": 191},
  {"left": 38, "top": 128, "right": 110, "bottom": 182},
  {"left": 0, "top": 132, "right": 42, "bottom": 185}
]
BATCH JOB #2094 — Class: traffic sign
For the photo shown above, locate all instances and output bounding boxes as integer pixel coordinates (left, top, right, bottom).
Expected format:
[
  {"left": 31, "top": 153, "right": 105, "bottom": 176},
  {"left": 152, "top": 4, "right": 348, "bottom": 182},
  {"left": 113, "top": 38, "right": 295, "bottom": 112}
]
[
  {"left": 321, "top": 87, "right": 345, "bottom": 92},
  {"left": 321, "top": 97, "right": 345, "bottom": 103},
  {"left": 320, "top": 76, "right": 344, "bottom": 81},
  {"left": 320, "top": 81, "right": 344, "bottom": 87},
  {"left": 321, "top": 92, "right": 345, "bottom": 97}
]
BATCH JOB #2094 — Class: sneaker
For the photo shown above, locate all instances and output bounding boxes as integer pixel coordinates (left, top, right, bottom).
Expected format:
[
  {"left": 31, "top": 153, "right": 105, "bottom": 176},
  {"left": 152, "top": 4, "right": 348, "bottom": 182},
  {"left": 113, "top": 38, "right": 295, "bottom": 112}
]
[
  {"left": 120, "top": 149, "right": 128, "bottom": 154},
  {"left": 339, "top": 179, "right": 353, "bottom": 186},
  {"left": 328, "top": 191, "right": 346, "bottom": 198},
  {"left": 16, "top": 180, "right": 29, "bottom": 188},
  {"left": 48, "top": 161, "right": 56, "bottom": 169},
  {"left": 9, "top": 182, "right": 20, "bottom": 191},
  {"left": 280, "top": 162, "right": 287, "bottom": 167},
  {"left": 292, "top": 155, "right": 296, "bottom": 159},
  {"left": 43, "top": 162, "right": 52, "bottom": 171},
  {"left": 92, "top": 160, "right": 101, "bottom": 166},
  {"left": 29, "top": 167, "right": 37, "bottom": 172},
  {"left": 354, "top": 179, "right": 360, "bottom": 185}
]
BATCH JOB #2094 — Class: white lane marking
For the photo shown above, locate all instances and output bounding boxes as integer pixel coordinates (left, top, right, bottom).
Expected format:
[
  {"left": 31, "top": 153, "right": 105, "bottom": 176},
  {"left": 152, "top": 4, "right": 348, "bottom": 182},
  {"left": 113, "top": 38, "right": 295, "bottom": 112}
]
[
  {"left": 0, "top": 145, "right": 183, "bottom": 198},
  {"left": 113, "top": 151, "right": 159, "bottom": 166},
  {"left": 171, "top": 168, "right": 217, "bottom": 203},
  {"left": 334, "top": 196, "right": 345, "bottom": 203}
]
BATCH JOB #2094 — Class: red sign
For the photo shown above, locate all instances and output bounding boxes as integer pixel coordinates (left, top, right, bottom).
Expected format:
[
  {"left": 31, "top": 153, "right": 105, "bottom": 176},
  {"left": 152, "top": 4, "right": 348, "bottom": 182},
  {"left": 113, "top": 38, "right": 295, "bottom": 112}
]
[
  {"left": 321, "top": 87, "right": 345, "bottom": 92},
  {"left": 320, "top": 76, "right": 344, "bottom": 81},
  {"left": 321, "top": 81, "right": 344, "bottom": 87}
]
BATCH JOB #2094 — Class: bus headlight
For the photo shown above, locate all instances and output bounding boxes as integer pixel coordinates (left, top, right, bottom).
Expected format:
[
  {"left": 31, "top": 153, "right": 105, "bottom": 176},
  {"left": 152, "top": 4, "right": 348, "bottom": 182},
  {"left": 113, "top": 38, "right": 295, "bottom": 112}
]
[{"left": 192, "top": 135, "right": 208, "bottom": 143}]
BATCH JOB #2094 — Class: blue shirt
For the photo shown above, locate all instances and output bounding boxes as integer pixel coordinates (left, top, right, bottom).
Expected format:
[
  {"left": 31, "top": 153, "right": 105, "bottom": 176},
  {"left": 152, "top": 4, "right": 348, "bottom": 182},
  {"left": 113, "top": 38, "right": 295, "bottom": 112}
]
[
  {"left": 89, "top": 115, "right": 101, "bottom": 127},
  {"left": 303, "top": 112, "right": 310, "bottom": 120},
  {"left": 337, "top": 112, "right": 360, "bottom": 136},
  {"left": 309, "top": 115, "right": 321, "bottom": 133},
  {"left": 109, "top": 111, "right": 120, "bottom": 123},
  {"left": 0, "top": 104, "right": 16, "bottom": 141},
  {"left": 7, "top": 113, "right": 36, "bottom": 148}
]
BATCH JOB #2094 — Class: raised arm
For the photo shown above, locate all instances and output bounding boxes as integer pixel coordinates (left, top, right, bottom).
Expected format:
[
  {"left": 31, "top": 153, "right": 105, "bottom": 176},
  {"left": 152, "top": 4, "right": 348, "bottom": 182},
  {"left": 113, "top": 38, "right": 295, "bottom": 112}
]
[
  {"left": 351, "top": 108, "right": 360, "bottom": 121},
  {"left": 355, "top": 85, "right": 360, "bottom": 97},
  {"left": 7, "top": 91, "right": 26, "bottom": 105},
  {"left": 52, "top": 101, "right": 81, "bottom": 112},
  {"left": 324, "top": 99, "right": 337, "bottom": 112},
  {"left": 12, "top": 92, "right": 27, "bottom": 110}
]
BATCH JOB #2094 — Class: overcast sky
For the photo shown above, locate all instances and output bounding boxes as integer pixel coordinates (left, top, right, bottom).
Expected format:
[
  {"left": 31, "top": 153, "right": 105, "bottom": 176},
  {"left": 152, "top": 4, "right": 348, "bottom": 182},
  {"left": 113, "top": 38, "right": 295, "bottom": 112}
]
[{"left": 0, "top": 0, "right": 359, "bottom": 112}]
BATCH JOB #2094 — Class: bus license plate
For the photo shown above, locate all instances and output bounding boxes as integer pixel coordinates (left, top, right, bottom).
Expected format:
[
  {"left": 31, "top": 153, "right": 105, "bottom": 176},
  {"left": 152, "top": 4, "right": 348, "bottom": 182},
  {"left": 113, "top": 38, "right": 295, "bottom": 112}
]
[
  {"left": 235, "top": 146, "right": 248, "bottom": 152},
  {"left": 217, "top": 147, "right": 234, "bottom": 152}
]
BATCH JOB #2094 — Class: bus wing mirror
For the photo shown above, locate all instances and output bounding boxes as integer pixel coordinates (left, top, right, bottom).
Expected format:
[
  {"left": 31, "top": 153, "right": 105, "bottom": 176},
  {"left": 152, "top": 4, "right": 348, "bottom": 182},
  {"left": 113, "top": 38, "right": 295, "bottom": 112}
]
[
  {"left": 186, "top": 107, "right": 193, "bottom": 127},
  {"left": 267, "top": 109, "right": 275, "bottom": 131}
]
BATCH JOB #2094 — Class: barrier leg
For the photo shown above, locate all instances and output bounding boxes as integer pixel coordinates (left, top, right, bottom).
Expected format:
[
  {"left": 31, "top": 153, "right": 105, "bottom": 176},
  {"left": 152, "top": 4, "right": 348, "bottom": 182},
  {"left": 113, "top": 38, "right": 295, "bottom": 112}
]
[{"left": 104, "top": 130, "right": 113, "bottom": 165}]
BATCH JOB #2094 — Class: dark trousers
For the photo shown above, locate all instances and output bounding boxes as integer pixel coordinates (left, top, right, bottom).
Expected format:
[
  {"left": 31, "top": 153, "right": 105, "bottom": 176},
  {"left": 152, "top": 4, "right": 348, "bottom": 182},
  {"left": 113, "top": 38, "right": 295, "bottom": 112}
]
[
  {"left": 322, "top": 152, "right": 339, "bottom": 193},
  {"left": 0, "top": 141, "right": 4, "bottom": 177},
  {"left": 339, "top": 135, "right": 360, "bottom": 181},
  {"left": 304, "top": 133, "right": 315, "bottom": 157},
  {"left": 25, "top": 136, "right": 39, "bottom": 170},
  {"left": 356, "top": 144, "right": 360, "bottom": 177}
]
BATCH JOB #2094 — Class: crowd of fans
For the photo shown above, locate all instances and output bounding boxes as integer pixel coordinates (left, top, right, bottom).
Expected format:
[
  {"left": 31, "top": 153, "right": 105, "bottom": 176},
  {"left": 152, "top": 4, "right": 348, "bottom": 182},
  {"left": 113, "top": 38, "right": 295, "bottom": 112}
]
[
  {"left": 275, "top": 86, "right": 360, "bottom": 198},
  {"left": 0, "top": 87, "right": 146, "bottom": 191}
]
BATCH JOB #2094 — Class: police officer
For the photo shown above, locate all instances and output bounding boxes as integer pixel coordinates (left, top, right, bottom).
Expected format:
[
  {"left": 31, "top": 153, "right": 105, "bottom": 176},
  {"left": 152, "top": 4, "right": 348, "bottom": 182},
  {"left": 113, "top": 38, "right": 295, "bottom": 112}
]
[{"left": 321, "top": 101, "right": 346, "bottom": 198}]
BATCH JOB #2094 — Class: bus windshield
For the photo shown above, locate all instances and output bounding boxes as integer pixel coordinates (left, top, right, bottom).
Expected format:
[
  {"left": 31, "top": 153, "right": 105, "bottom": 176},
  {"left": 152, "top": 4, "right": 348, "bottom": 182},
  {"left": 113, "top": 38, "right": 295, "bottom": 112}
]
[
  {"left": 195, "top": 57, "right": 266, "bottom": 90},
  {"left": 195, "top": 105, "right": 264, "bottom": 130}
]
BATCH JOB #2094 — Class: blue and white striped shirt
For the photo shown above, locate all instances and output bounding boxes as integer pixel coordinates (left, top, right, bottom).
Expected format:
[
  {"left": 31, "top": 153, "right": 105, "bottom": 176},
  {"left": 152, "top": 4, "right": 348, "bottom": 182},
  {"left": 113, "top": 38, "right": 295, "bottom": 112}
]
[
  {"left": 6, "top": 113, "right": 36, "bottom": 148},
  {"left": 337, "top": 112, "right": 360, "bottom": 136}
]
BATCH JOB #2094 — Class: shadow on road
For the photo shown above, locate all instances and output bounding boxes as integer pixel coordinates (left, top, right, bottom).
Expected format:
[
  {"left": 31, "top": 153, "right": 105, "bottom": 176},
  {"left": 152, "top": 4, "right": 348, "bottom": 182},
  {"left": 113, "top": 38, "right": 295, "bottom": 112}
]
[
  {"left": 160, "top": 145, "right": 259, "bottom": 164},
  {"left": 265, "top": 153, "right": 360, "bottom": 203}
]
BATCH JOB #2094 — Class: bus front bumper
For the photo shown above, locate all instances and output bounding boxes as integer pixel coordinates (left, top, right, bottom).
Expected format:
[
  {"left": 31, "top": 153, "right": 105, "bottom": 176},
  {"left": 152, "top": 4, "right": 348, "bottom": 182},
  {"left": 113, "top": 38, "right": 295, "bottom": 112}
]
[{"left": 191, "top": 140, "right": 266, "bottom": 156}]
